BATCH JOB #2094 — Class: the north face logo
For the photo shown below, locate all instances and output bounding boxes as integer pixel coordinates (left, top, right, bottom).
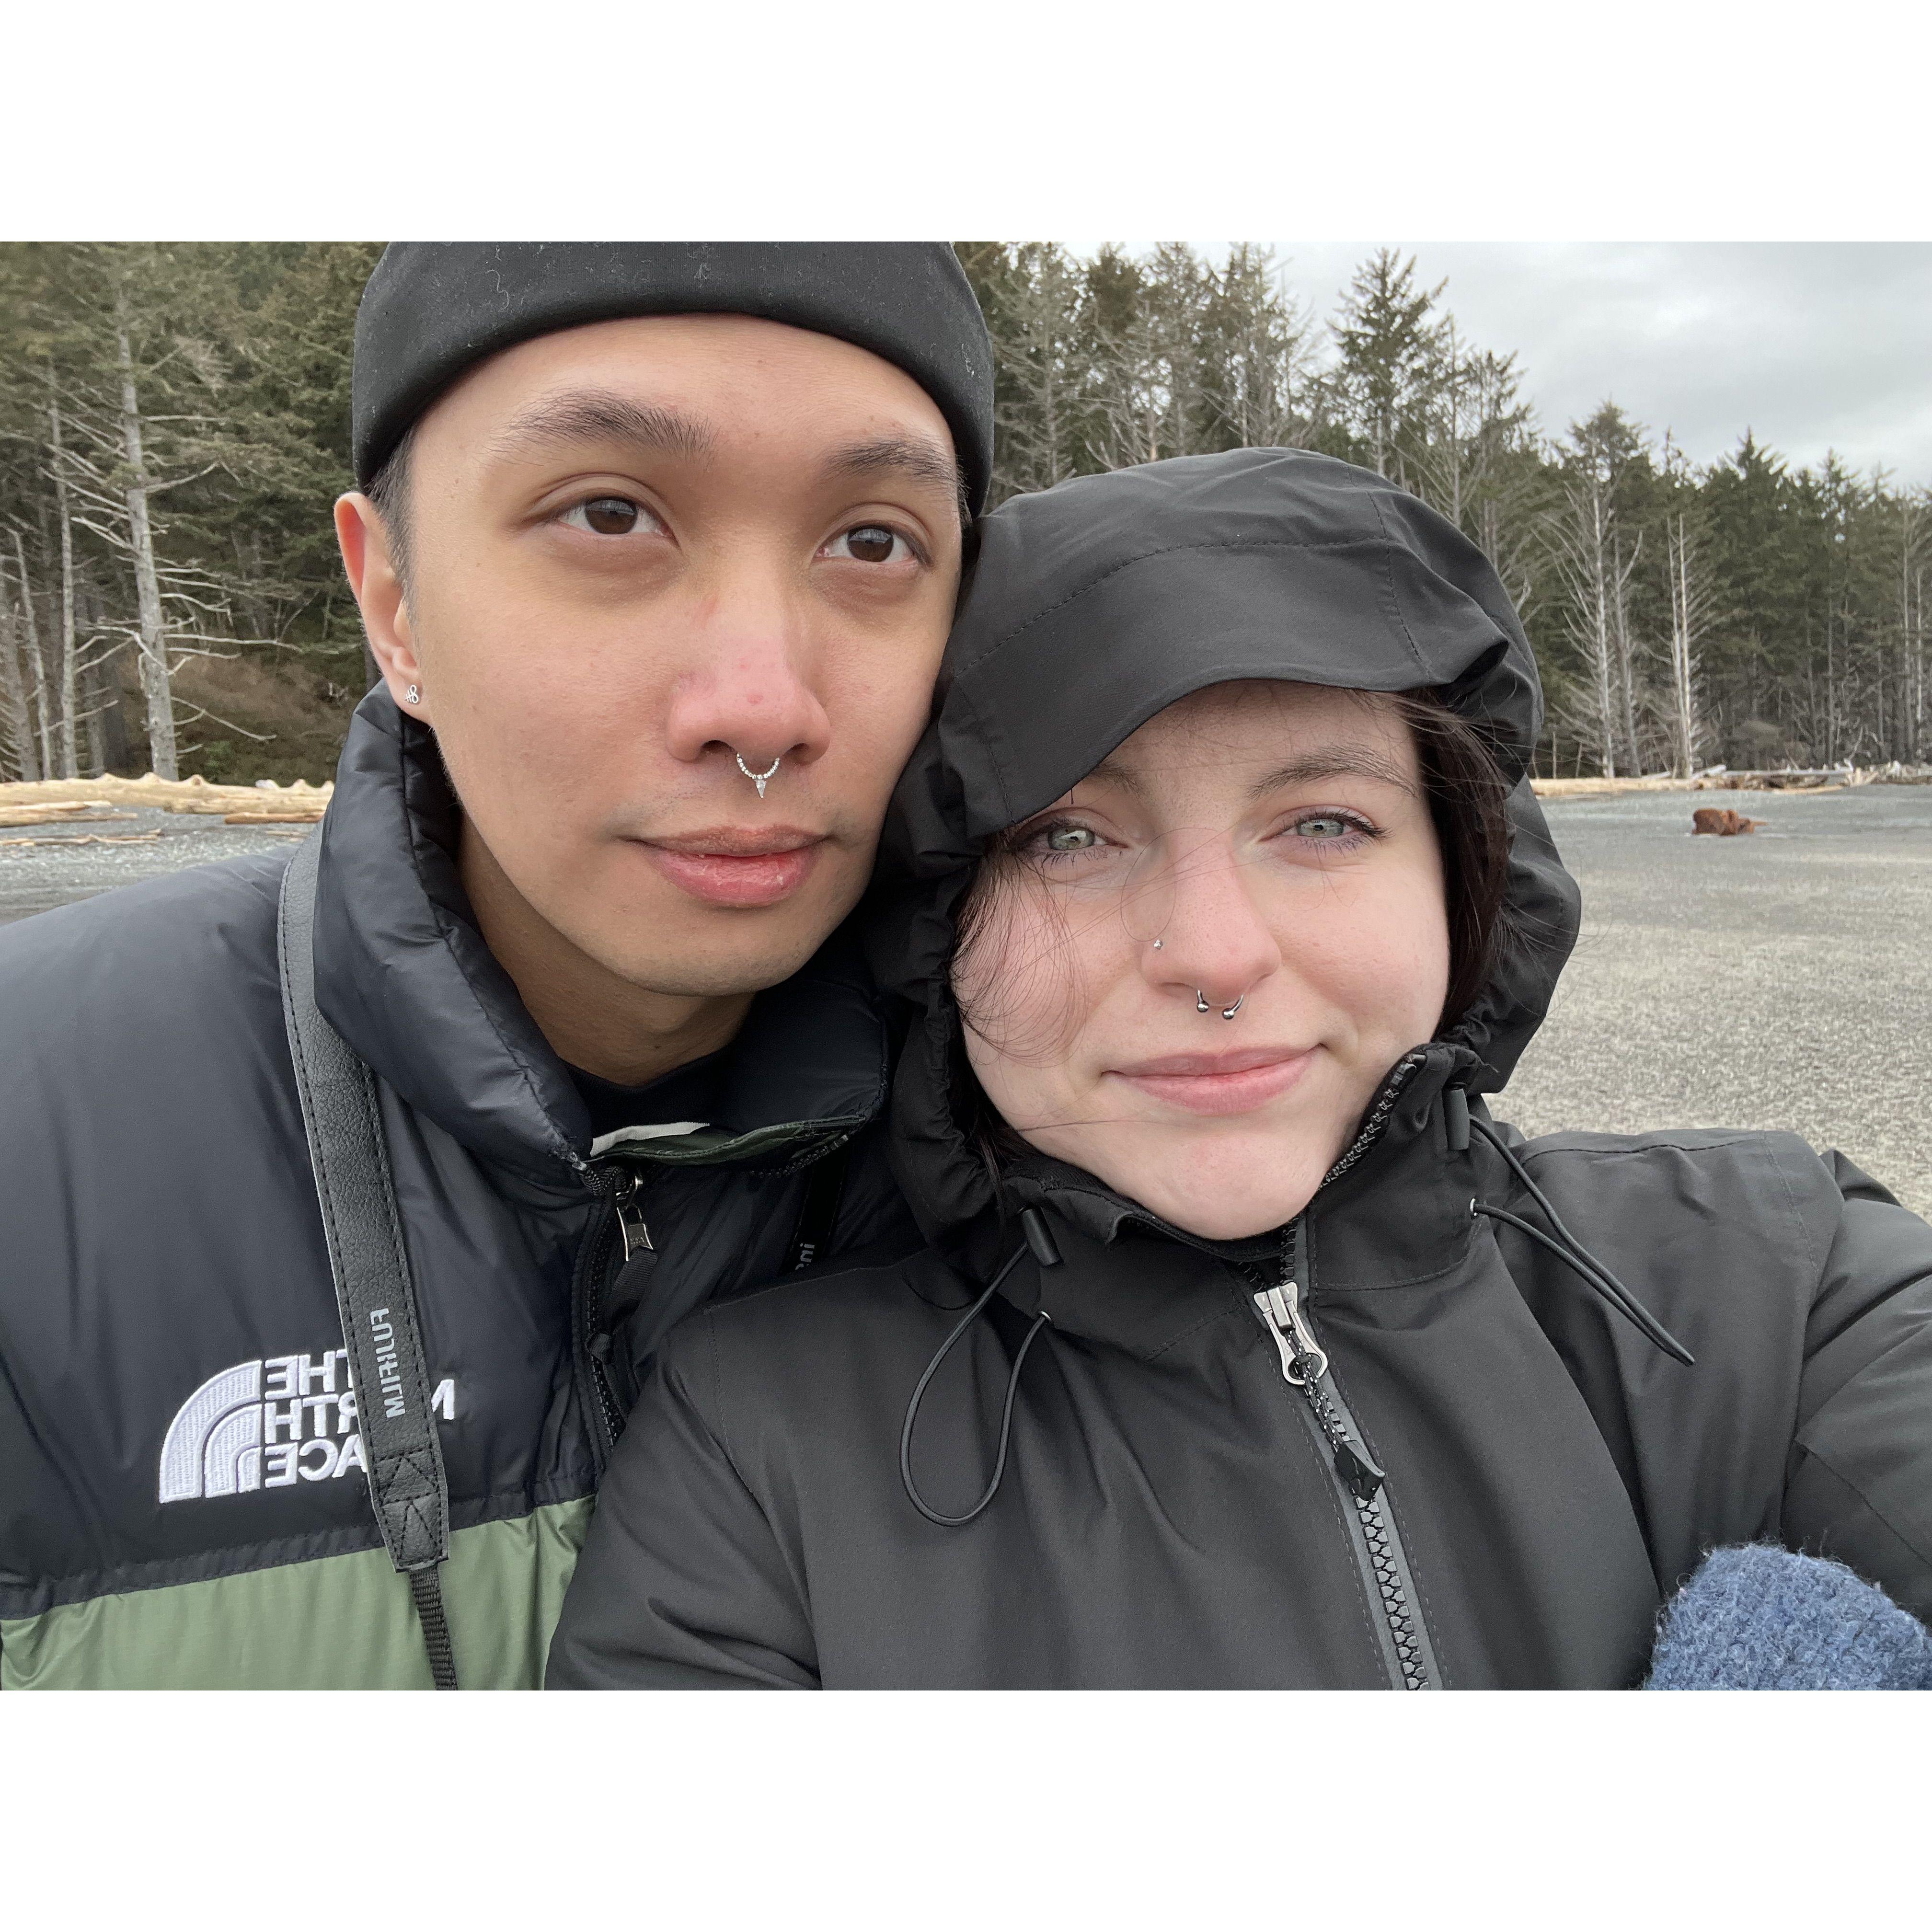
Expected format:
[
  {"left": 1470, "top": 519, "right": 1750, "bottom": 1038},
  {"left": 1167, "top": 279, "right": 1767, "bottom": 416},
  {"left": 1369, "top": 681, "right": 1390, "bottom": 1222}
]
[{"left": 158, "top": 1349, "right": 457, "bottom": 1504}]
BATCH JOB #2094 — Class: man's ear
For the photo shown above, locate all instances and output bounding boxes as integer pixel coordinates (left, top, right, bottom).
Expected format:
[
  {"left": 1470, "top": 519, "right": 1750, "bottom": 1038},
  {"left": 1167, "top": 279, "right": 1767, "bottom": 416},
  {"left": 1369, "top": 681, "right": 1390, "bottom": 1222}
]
[{"left": 335, "top": 492, "right": 427, "bottom": 720}]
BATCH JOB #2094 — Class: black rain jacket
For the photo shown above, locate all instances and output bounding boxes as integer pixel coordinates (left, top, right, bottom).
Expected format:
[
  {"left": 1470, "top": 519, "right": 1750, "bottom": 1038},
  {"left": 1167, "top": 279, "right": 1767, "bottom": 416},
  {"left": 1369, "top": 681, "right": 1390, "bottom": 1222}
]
[
  {"left": 548, "top": 450, "right": 1932, "bottom": 1690},
  {"left": 0, "top": 689, "right": 913, "bottom": 1688}
]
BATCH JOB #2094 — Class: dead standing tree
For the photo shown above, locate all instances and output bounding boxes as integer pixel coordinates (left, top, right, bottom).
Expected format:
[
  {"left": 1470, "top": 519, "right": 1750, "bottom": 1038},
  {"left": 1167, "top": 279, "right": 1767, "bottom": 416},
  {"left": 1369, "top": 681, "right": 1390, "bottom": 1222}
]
[
  {"left": 113, "top": 276, "right": 179, "bottom": 779},
  {"left": 46, "top": 371, "right": 81, "bottom": 777},
  {"left": 1552, "top": 470, "right": 1643, "bottom": 777},
  {"left": 1664, "top": 511, "right": 1719, "bottom": 777},
  {"left": 4, "top": 528, "right": 55, "bottom": 779},
  {"left": 0, "top": 543, "right": 41, "bottom": 780},
  {"left": 1896, "top": 491, "right": 1927, "bottom": 762}
]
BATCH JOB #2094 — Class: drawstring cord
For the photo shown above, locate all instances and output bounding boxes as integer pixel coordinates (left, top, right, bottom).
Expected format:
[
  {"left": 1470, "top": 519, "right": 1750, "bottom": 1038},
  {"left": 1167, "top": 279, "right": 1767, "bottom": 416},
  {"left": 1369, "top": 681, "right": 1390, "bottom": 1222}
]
[
  {"left": 1452, "top": 1094, "right": 1695, "bottom": 1366},
  {"left": 900, "top": 1206, "right": 1062, "bottom": 1528}
]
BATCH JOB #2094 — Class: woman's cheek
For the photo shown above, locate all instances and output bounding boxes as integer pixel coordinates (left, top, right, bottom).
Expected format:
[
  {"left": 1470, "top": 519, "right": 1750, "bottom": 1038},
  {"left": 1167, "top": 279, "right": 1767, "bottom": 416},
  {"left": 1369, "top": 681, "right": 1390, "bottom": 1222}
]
[
  {"left": 1346, "top": 880, "right": 1451, "bottom": 1043},
  {"left": 954, "top": 882, "right": 1094, "bottom": 1068}
]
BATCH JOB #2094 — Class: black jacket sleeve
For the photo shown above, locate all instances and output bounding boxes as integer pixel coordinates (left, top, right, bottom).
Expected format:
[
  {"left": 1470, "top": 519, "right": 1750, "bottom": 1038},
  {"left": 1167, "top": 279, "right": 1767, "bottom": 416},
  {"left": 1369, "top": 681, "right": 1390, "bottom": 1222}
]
[
  {"left": 545, "top": 1323, "right": 819, "bottom": 1689},
  {"left": 1784, "top": 1151, "right": 1932, "bottom": 1619}
]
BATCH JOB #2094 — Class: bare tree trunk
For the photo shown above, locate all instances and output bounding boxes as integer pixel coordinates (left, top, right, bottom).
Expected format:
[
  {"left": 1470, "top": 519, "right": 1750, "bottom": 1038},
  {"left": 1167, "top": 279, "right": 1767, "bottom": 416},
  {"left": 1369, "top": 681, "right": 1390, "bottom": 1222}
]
[
  {"left": 1665, "top": 514, "right": 1710, "bottom": 779},
  {"left": 47, "top": 376, "right": 80, "bottom": 778},
  {"left": 115, "top": 279, "right": 178, "bottom": 781},
  {"left": 1610, "top": 532, "right": 1643, "bottom": 774},
  {"left": 9, "top": 531, "right": 55, "bottom": 781},
  {"left": 0, "top": 591, "right": 40, "bottom": 782},
  {"left": 1589, "top": 494, "right": 1618, "bottom": 778},
  {"left": 1900, "top": 500, "right": 1925, "bottom": 764},
  {"left": 1915, "top": 563, "right": 1926, "bottom": 762}
]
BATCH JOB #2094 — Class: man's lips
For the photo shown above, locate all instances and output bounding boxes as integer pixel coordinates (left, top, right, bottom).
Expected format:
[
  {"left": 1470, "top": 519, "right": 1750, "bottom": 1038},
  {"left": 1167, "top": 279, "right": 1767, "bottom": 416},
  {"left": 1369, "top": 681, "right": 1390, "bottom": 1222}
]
[
  {"left": 1108, "top": 1046, "right": 1317, "bottom": 1117},
  {"left": 634, "top": 827, "right": 827, "bottom": 908}
]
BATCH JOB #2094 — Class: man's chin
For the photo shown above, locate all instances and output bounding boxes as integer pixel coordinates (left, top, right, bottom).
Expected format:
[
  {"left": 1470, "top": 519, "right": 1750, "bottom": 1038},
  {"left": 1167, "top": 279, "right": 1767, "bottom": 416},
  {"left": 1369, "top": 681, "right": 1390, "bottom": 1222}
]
[{"left": 583, "top": 908, "right": 840, "bottom": 1001}]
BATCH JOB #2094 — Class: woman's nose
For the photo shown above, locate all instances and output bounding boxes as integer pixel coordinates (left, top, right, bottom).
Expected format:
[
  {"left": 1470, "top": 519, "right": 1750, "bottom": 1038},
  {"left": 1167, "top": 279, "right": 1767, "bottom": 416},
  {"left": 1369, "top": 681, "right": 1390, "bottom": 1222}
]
[{"left": 1139, "top": 832, "right": 1282, "bottom": 1008}]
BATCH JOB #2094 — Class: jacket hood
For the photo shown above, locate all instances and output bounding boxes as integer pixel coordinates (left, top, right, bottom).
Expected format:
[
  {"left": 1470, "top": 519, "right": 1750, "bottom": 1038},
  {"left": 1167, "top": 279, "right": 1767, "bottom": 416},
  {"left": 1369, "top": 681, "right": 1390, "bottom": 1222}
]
[
  {"left": 869, "top": 448, "right": 1582, "bottom": 1248},
  {"left": 313, "top": 687, "right": 889, "bottom": 1181}
]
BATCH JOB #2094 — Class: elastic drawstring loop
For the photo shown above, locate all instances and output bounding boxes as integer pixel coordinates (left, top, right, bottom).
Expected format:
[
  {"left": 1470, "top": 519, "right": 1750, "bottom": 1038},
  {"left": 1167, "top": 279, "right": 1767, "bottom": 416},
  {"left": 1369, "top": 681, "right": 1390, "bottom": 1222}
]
[
  {"left": 1466, "top": 1112, "right": 1695, "bottom": 1366},
  {"left": 900, "top": 1207, "right": 1061, "bottom": 1528}
]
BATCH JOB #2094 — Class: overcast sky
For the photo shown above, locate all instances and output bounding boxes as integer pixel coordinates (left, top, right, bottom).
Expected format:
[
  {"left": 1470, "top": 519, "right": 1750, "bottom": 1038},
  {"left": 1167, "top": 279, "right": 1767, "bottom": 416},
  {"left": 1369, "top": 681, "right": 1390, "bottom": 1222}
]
[{"left": 1079, "top": 243, "right": 1932, "bottom": 484}]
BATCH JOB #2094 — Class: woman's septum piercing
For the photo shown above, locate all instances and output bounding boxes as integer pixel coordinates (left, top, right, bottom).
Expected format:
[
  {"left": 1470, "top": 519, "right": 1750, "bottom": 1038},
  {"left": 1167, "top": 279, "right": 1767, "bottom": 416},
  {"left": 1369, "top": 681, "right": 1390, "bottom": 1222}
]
[
  {"left": 1198, "top": 989, "right": 1244, "bottom": 1020},
  {"left": 736, "top": 752, "right": 782, "bottom": 799},
  {"left": 1195, "top": 989, "right": 1210, "bottom": 1013},
  {"left": 404, "top": 683, "right": 421, "bottom": 705},
  {"left": 1222, "top": 995, "right": 1244, "bottom": 1021}
]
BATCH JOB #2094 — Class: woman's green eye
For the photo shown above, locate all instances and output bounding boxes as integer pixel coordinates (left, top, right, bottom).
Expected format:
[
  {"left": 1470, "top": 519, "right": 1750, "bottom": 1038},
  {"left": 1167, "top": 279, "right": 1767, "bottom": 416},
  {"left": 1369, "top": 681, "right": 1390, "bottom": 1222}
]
[
  {"left": 1045, "top": 826, "right": 1099, "bottom": 852},
  {"left": 1295, "top": 816, "right": 1354, "bottom": 840}
]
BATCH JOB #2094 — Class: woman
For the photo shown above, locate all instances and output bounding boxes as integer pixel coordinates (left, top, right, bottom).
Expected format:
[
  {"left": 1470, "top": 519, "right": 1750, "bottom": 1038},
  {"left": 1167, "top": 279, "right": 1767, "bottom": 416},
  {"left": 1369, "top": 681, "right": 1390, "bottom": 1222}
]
[{"left": 548, "top": 449, "right": 1932, "bottom": 1689}]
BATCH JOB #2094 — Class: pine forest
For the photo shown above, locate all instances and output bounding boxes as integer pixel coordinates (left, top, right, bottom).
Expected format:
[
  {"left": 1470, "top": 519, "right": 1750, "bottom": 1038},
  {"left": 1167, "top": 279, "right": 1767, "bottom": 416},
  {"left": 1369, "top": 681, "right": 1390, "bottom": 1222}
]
[{"left": 1, "top": 241, "right": 1925, "bottom": 786}]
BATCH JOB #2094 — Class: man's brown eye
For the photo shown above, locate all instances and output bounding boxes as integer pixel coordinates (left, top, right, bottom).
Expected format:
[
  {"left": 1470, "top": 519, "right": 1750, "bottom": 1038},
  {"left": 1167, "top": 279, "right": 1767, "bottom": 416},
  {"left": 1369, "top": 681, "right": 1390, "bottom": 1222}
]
[
  {"left": 842, "top": 525, "right": 898, "bottom": 563},
  {"left": 581, "top": 496, "right": 641, "bottom": 535}
]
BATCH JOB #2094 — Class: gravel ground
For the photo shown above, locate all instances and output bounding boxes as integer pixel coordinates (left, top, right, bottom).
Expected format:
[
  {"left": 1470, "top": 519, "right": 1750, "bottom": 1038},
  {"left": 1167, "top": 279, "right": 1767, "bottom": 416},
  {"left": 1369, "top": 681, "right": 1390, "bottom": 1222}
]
[
  {"left": 1495, "top": 787, "right": 1932, "bottom": 1220},
  {"left": 0, "top": 808, "right": 309, "bottom": 922},
  {"left": 8, "top": 786, "right": 1929, "bottom": 1219}
]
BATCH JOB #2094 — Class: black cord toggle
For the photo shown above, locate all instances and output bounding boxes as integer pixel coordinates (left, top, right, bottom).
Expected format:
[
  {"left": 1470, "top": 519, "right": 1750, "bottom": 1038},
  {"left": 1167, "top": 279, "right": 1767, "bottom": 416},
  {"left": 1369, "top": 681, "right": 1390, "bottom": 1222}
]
[
  {"left": 1467, "top": 1115, "right": 1695, "bottom": 1365},
  {"left": 899, "top": 1208, "right": 1061, "bottom": 1528}
]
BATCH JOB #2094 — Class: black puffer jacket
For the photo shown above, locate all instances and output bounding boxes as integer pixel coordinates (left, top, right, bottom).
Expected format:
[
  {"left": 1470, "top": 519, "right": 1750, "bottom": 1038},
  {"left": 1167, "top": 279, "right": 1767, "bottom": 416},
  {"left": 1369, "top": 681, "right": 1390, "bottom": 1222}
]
[
  {"left": 548, "top": 451, "right": 1932, "bottom": 1690},
  {"left": 0, "top": 689, "right": 912, "bottom": 1688}
]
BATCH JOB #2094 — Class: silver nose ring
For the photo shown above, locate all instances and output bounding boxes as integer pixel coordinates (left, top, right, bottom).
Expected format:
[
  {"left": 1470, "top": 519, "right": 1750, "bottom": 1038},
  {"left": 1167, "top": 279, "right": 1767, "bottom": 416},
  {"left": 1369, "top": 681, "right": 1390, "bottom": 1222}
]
[
  {"left": 1197, "top": 989, "right": 1243, "bottom": 1020},
  {"left": 736, "top": 752, "right": 781, "bottom": 799}
]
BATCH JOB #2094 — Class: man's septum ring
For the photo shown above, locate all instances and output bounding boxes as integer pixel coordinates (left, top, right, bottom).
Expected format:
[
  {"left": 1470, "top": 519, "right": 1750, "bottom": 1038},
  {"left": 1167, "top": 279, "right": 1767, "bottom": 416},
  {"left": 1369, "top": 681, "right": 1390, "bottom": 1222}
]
[
  {"left": 736, "top": 753, "right": 782, "bottom": 799},
  {"left": 1196, "top": 989, "right": 1244, "bottom": 1021}
]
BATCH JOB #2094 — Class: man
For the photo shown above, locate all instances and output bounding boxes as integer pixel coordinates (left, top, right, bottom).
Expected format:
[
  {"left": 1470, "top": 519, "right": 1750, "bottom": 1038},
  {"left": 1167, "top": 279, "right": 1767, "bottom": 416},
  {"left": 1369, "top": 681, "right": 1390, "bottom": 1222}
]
[{"left": 0, "top": 243, "right": 993, "bottom": 1688}]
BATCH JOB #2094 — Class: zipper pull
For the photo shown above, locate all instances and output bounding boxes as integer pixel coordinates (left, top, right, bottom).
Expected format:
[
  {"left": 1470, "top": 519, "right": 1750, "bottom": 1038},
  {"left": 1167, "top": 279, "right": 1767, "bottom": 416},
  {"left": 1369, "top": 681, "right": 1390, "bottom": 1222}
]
[
  {"left": 1252, "top": 1278, "right": 1329, "bottom": 1387},
  {"left": 1333, "top": 1437, "right": 1386, "bottom": 1502},
  {"left": 611, "top": 1171, "right": 654, "bottom": 1265}
]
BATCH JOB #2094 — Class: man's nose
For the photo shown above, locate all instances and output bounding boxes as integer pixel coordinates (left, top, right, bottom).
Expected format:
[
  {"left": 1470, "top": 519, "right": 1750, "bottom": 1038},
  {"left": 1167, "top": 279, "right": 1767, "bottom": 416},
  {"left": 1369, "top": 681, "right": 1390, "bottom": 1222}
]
[
  {"left": 661, "top": 584, "right": 833, "bottom": 782},
  {"left": 1141, "top": 834, "right": 1283, "bottom": 1009}
]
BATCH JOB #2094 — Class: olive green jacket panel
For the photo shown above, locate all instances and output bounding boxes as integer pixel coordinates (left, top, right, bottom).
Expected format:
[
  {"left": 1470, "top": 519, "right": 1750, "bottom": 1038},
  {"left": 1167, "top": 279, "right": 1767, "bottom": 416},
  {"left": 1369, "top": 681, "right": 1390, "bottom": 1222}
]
[{"left": 1, "top": 1499, "right": 590, "bottom": 1690}]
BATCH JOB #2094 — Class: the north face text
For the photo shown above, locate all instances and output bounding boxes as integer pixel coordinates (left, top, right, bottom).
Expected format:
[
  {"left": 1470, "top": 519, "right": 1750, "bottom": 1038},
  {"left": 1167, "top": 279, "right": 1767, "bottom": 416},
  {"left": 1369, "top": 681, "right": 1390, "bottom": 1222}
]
[{"left": 158, "top": 1349, "right": 457, "bottom": 1504}]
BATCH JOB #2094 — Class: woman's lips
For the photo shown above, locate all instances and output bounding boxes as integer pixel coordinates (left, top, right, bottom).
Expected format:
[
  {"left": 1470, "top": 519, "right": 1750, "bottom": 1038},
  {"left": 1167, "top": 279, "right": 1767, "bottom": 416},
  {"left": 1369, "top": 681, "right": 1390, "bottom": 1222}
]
[
  {"left": 1109, "top": 1046, "right": 1316, "bottom": 1117},
  {"left": 639, "top": 829, "right": 825, "bottom": 908}
]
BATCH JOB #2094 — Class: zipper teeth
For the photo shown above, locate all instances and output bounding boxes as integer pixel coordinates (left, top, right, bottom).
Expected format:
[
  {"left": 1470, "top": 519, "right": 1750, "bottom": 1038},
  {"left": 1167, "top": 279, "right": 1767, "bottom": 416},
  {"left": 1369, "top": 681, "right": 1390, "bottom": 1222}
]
[
  {"left": 1296, "top": 1379, "right": 1430, "bottom": 1690},
  {"left": 1318, "top": 1049, "right": 1428, "bottom": 1192},
  {"left": 578, "top": 1169, "right": 630, "bottom": 1454},
  {"left": 1256, "top": 1253, "right": 1433, "bottom": 1692}
]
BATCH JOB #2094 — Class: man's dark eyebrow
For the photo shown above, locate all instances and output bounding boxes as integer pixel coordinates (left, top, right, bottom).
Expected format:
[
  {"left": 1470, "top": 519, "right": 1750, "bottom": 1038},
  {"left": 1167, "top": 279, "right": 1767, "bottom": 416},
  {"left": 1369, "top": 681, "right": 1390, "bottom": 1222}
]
[
  {"left": 487, "top": 390, "right": 717, "bottom": 464},
  {"left": 1249, "top": 747, "right": 1417, "bottom": 797},
  {"left": 826, "top": 436, "right": 966, "bottom": 510}
]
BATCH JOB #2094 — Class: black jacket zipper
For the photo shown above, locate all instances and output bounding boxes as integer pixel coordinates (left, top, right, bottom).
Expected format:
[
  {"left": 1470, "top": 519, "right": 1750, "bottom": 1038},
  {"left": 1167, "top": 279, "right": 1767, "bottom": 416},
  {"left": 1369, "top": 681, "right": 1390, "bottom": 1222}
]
[
  {"left": 1250, "top": 1222, "right": 1440, "bottom": 1690},
  {"left": 572, "top": 1164, "right": 652, "bottom": 1467}
]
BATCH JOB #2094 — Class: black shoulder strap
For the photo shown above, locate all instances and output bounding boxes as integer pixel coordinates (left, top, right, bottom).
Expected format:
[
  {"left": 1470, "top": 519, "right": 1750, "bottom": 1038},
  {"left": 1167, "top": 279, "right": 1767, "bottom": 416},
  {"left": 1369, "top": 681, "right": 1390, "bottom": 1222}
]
[
  {"left": 277, "top": 833, "right": 459, "bottom": 1690},
  {"left": 786, "top": 1139, "right": 852, "bottom": 1273}
]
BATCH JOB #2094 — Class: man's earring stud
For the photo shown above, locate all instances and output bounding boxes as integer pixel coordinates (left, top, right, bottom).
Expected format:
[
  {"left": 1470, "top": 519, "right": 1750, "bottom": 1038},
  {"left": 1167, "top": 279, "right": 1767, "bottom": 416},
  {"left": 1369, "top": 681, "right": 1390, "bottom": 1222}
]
[{"left": 405, "top": 683, "right": 421, "bottom": 705}]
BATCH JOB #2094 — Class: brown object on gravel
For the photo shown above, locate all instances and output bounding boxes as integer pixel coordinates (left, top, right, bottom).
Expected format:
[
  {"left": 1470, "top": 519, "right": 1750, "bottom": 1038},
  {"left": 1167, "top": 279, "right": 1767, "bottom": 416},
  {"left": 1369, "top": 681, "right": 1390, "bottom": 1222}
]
[{"left": 1692, "top": 807, "right": 1761, "bottom": 836}]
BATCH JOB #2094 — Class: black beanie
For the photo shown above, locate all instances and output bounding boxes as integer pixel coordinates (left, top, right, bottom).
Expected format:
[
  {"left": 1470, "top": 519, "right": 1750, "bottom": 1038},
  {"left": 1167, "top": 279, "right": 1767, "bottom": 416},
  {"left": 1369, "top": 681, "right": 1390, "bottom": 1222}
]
[{"left": 352, "top": 242, "right": 995, "bottom": 513}]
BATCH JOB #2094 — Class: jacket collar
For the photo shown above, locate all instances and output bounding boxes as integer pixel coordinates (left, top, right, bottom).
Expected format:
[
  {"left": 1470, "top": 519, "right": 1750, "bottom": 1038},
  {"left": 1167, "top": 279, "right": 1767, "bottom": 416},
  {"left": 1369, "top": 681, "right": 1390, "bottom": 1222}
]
[
  {"left": 977, "top": 1040, "right": 1485, "bottom": 1338},
  {"left": 310, "top": 689, "right": 889, "bottom": 1181}
]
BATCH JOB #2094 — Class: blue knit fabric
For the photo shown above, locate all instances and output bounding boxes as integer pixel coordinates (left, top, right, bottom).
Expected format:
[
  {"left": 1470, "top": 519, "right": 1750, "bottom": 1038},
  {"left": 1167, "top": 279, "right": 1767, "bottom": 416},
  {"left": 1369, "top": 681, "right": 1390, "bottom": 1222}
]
[{"left": 1645, "top": 1545, "right": 1932, "bottom": 1689}]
